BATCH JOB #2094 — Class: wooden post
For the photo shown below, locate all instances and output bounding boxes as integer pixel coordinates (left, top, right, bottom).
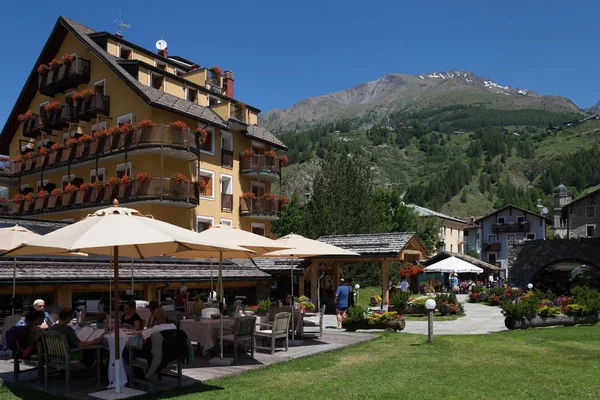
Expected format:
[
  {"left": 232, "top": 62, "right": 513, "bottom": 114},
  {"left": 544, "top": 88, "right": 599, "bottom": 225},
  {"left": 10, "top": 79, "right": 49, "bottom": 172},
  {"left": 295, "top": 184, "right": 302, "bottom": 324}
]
[
  {"left": 55, "top": 286, "right": 73, "bottom": 307},
  {"left": 298, "top": 273, "right": 305, "bottom": 297},
  {"left": 333, "top": 263, "right": 341, "bottom": 291},
  {"left": 310, "top": 263, "right": 318, "bottom": 304},
  {"left": 382, "top": 259, "right": 390, "bottom": 305}
]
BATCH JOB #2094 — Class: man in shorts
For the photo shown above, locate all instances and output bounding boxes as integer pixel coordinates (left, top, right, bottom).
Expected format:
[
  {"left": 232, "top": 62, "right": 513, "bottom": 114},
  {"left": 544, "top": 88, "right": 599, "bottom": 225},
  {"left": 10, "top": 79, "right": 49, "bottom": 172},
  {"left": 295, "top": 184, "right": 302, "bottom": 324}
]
[{"left": 334, "top": 279, "right": 350, "bottom": 329}]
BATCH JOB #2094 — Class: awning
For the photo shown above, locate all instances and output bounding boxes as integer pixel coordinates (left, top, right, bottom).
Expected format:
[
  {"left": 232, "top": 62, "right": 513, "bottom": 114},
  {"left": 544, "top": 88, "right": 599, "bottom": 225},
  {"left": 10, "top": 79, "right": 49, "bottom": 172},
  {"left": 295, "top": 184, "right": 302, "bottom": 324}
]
[{"left": 423, "top": 256, "right": 484, "bottom": 274}]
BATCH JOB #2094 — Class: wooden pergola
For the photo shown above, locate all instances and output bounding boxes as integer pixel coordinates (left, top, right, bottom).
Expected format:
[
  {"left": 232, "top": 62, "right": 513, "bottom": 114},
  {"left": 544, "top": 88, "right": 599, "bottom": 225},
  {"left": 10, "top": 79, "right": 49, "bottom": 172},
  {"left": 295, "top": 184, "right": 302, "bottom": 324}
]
[{"left": 304, "top": 232, "right": 428, "bottom": 305}]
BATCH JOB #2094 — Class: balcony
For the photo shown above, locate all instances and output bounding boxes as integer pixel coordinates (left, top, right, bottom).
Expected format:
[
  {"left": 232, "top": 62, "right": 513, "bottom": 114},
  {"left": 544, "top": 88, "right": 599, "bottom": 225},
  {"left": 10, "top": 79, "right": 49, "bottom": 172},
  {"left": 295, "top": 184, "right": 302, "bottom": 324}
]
[
  {"left": 39, "top": 58, "right": 91, "bottom": 97},
  {"left": 205, "top": 75, "right": 223, "bottom": 95},
  {"left": 22, "top": 114, "right": 48, "bottom": 138},
  {"left": 239, "top": 155, "right": 281, "bottom": 183},
  {"left": 492, "top": 221, "right": 530, "bottom": 233},
  {"left": 221, "top": 193, "right": 233, "bottom": 212},
  {"left": 2, "top": 178, "right": 199, "bottom": 217},
  {"left": 47, "top": 101, "right": 78, "bottom": 130},
  {"left": 0, "top": 125, "right": 202, "bottom": 179},
  {"left": 239, "top": 197, "right": 280, "bottom": 221},
  {"left": 76, "top": 93, "right": 110, "bottom": 121},
  {"left": 483, "top": 242, "right": 501, "bottom": 252},
  {"left": 221, "top": 149, "right": 233, "bottom": 168},
  {"left": 231, "top": 105, "right": 247, "bottom": 123}
]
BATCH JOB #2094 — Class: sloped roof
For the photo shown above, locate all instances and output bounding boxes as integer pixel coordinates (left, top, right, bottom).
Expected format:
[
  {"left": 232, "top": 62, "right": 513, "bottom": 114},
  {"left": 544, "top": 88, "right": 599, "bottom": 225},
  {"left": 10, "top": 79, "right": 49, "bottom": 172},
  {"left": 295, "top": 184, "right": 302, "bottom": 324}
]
[
  {"left": 317, "top": 232, "right": 422, "bottom": 256},
  {"left": 252, "top": 257, "right": 306, "bottom": 274},
  {"left": 406, "top": 204, "right": 466, "bottom": 224},
  {"left": 478, "top": 204, "right": 551, "bottom": 223},
  {"left": 0, "top": 257, "right": 271, "bottom": 284},
  {"left": 0, "top": 16, "right": 286, "bottom": 152},
  {"left": 0, "top": 217, "right": 70, "bottom": 235},
  {"left": 245, "top": 125, "right": 287, "bottom": 150},
  {"left": 423, "top": 251, "right": 501, "bottom": 271}
]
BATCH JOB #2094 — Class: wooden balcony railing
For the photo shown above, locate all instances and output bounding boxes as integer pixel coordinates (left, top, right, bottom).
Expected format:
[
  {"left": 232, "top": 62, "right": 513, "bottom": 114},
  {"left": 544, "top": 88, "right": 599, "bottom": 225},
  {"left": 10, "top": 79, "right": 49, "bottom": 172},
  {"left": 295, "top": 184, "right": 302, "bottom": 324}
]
[
  {"left": 76, "top": 93, "right": 110, "bottom": 121},
  {"left": 22, "top": 114, "right": 48, "bottom": 138},
  {"left": 39, "top": 58, "right": 91, "bottom": 96},
  {"left": 239, "top": 155, "right": 280, "bottom": 175},
  {"left": 0, "top": 125, "right": 202, "bottom": 178},
  {"left": 206, "top": 76, "right": 221, "bottom": 87},
  {"left": 2, "top": 178, "right": 199, "bottom": 216},
  {"left": 239, "top": 197, "right": 280, "bottom": 219},
  {"left": 483, "top": 242, "right": 501, "bottom": 252},
  {"left": 221, "top": 193, "right": 233, "bottom": 211},
  {"left": 492, "top": 221, "right": 530, "bottom": 233},
  {"left": 221, "top": 149, "right": 233, "bottom": 168},
  {"left": 47, "top": 101, "right": 78, "bottom": 130}
]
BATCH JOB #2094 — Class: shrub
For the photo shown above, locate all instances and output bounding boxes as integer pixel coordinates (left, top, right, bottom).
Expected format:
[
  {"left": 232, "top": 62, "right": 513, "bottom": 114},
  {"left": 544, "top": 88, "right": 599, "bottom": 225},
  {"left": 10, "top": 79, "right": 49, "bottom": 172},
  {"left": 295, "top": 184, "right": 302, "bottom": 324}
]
[
  {"left": 569, "top": 285, "right": 600, "bottom": 314},
  {"left": 366, "top": 311, "right": 401, "bottom": 325},
  {"left": 472, "top": 285, "right": 486, "bottom": 294},
  {"left": 436, "top": 292, "right": 458, "bottom": 305},
  {"left": 538, "top": 305, "right": 561, "bottom": 318},
  {"left": 565, "top": 304, "right": 590, "bottom": 316},
  {"left": 501, "top": 293, "right": 539, "bottom": 319},
  {"left": 256, "top": 299, "right": 273, "bottom": 314},
  {"left": 390, "top": 290, "right": 411, "bottom": 309},
  {"left": 491, "top": 287, "right": 506, "bottom": 297},
  {"left": 344, "top": 305, "right": 366, "bottom": 324},
  {"left": 413, "top": 296, "right": 434, "bottom": 307}
]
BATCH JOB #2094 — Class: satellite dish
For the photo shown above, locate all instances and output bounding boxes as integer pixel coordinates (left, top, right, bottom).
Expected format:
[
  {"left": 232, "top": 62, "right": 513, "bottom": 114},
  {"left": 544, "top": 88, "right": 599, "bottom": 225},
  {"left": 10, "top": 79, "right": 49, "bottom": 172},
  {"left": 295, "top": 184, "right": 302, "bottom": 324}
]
[
  {"left": 156, "top": 40, "right": 168, "bottom": 51},
  {"left": 542, "top": 207, "right": 549, "bottom": 215}
]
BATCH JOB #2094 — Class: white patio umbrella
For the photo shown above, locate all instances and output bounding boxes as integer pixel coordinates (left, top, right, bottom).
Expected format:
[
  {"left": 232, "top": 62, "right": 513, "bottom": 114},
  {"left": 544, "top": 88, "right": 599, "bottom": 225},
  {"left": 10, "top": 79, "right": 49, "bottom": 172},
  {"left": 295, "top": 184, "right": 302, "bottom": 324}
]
[
  {"left": 3, "top": 201, "right": 252, "bottom": 393},
  {"left": 262, "top": 234, "right": 360, "bottom": 342},
  {"left": 423, "top": 256, "right": 484, "bottom": 274},
  {"left": 168, "top": 224, "right": 289, "bottom": 363}
]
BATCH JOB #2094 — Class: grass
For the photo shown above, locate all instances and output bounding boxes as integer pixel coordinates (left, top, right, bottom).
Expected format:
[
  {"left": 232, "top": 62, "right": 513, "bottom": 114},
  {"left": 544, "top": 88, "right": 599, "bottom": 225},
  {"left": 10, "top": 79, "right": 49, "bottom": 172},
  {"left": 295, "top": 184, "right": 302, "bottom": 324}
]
[
  {"left": 356, "top": 286, "right": 382, "bottom": 309},
  {"left": 5, "top": 324, "right": 600, "bottom": 400}
]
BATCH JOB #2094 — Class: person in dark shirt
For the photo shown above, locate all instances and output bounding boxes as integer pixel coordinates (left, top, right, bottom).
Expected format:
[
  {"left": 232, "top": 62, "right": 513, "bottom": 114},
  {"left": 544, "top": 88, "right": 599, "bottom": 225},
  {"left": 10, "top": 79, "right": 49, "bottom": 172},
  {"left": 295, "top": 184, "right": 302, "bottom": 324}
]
[
  {"left": 334, "top": 279, "right": 350, "bottom": 329},
  {"left": 49, "top": 307, "right": 101, "bottom": 366},
  {"left": 4, "top": 310, "right": 45, "bottom": 356},
  {"left": 120, "top": 300, "right": 142, "bottom": 330}
]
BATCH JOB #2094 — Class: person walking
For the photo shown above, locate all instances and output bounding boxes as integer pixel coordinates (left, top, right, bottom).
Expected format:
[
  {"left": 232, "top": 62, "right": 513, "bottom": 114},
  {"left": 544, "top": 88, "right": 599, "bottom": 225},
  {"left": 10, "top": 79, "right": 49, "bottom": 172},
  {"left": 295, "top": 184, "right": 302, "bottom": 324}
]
[{"left": 334, "top": 279, "right": 350, "bottom": 329}]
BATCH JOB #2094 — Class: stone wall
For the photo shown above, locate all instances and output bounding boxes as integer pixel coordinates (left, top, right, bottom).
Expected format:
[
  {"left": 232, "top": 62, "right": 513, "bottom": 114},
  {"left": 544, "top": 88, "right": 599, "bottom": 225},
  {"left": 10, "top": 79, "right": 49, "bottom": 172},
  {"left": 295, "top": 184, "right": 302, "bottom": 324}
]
[
  {"left": 508, "top": 238, "right": 600, "bottom": 289},
  {"left": 567, "top": 203, "right": 600, "bottom": 238}
]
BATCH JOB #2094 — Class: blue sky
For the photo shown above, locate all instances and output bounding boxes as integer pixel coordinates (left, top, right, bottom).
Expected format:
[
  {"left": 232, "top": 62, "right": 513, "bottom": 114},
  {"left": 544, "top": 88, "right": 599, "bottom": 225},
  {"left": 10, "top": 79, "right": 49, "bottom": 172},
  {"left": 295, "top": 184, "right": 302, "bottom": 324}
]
[{"left": 0, "top": 0, "right": 598, "bottom": 124}]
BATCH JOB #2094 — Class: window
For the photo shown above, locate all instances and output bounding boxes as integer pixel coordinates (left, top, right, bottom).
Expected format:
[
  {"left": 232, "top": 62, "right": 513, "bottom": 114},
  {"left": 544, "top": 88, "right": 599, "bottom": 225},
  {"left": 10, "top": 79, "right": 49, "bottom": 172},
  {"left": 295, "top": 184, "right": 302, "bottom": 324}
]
[
  {"left": 94, "top": 79, "right": 106, "bottom": 95},
  {"left": 251, "top": 142, "right": 265, "bottom": 155},
  {"left": 200, "top": 127, "right": 215, "bottom": 154},
  {"left": 117, "top": 113, "right": 132, "bottom": 126},
  {"left": 586, "top": 225, "right": 595, "bottom": 238},
  {"left": 116, "top": 162, "right": 132, "bottom": 178},
  {"left": 90, "top": 168, "right": 105, "bottom": 183},
  {"left": 155, "top": 60, "right": 167, "bottom": 71},
  {"left": 587, "top": 207, "right": 595, "bottom": 218},
  {"left": 208, "top": 96, "right": 219, "bottom": 106},
  {"left": 219, "top": 218, "right": 233, "bottom": 227},
  {"left": 220, "top": 174, "right": 233, "bottom": 211},
  {"left": 91, "top": 121, "right": 107, "bottom": 135},
  {"left": 151, "top": 73, "right": 165, "bottom": 91},
  {"left": 119, "top": 46, "right": 132, "bottom": 60},
  {"left": 517, "top": 216, "right": 525, "bottom": 223},
  {"left": 187, "top": 88, "right": 198, "bottom": 103},
  {"left": 35, "top": 180, "right": 48, "bottom": 192},
  {"left": 507, "top": 234, "right": 516, "bottom": 245},
  {"left": 525, "top": 233, "right": 536, "bottom": 240},
  {"left": 497, "top": 217, "right": 505, "bottom": 224},
  {"left": 251, "top": 182, "right": 266, "bottom": 198},
  {"left": 251, "top": 222, "right": 266, "bottom": 237},
  {"left": 488, "top": 234, "right": 497, "bottom": 243},
  {"left": 196, "top": 216, "right": 214, "bottom": 233},
  {"left": 464, "top": 230, "right": 469, "bottom": 236},
  {"left": 62, "top": 174, "right": 75, "bottom": 189},
  {"left": 198, "top": 169, "right": 214, "bottom": 198},
  {"left": 221, "top": 131, "right": 233, "bottom": 167},
  {"left": 488, "top": 254, "right": 496, "bottom": 264}
]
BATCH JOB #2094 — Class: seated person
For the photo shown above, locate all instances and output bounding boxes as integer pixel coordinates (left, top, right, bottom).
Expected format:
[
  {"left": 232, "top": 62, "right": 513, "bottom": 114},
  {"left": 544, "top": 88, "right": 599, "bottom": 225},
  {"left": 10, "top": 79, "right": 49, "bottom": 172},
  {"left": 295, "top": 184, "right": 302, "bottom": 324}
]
[
  {"left": 284, "top": 295, "right": 292, "bottom": 306},
  {"left": 4, "top": 310, "right": 45, "bottom": 357},
  {"left": 120, "top": 300, "right": 142, "bottom": 331},
  {"left": 146, "top": 300, "right": 160, "bottom": 329},
  {"left": 49, "top": 307, "right": 101, "bottom": 366},
  {"left": 16, "top": 299, "right": 55, "bottom": 328}
]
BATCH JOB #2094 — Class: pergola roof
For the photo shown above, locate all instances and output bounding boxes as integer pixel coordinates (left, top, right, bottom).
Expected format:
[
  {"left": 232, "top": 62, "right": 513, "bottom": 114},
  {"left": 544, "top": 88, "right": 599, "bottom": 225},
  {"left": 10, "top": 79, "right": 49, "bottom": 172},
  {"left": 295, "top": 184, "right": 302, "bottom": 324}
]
[
  {"left": 316, "top": 232, "right": 427, "bottom": 261},
  {"left": 252, "top": 257, "right": 306, "bottom": 274}
]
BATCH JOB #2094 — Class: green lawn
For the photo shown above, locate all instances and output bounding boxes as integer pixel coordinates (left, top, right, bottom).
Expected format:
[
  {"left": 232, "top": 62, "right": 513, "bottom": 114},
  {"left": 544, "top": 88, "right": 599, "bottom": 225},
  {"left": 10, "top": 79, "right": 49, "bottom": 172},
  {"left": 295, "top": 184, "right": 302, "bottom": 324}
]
[
  {"left": 355, "top": 286, "right": 382, "bottom": 308},
  {"left": 4, "top": 324, "right": 600, "bottom": 400}
]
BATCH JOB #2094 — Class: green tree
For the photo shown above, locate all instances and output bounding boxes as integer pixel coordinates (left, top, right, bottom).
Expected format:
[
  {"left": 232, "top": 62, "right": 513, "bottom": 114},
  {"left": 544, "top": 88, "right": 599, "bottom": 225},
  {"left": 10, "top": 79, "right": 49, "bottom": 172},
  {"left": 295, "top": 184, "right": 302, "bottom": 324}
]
[
  {"left": 460, "top": 189, "right": 468, "bottom": 203},
  {"left": 271, "top": 195, "right": 308, "bottom": 238}
]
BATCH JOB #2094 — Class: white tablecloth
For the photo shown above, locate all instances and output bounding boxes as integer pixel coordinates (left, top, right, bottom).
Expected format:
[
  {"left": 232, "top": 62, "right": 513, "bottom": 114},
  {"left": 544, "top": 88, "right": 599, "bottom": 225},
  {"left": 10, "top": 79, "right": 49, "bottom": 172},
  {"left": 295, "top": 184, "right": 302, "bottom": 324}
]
[
  {"left": 135, "top": 300, "right": 149, "bottom": 309},
  {"left": 179, "top": 318, "right": 235, "bottom": 356},
  {"left": 103, "top": 330, "right": 142, "bottom": 389}
]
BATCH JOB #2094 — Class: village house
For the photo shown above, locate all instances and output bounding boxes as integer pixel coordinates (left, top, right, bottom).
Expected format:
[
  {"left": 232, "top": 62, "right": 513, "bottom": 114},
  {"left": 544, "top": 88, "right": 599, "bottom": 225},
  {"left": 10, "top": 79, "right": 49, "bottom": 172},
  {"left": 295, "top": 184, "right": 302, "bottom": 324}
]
[
  {"left": 558, "top": 185, "right": 600, "bottom": 239},
  {"left": 406, "top": 204, "right": 466, "bottom": 254}
]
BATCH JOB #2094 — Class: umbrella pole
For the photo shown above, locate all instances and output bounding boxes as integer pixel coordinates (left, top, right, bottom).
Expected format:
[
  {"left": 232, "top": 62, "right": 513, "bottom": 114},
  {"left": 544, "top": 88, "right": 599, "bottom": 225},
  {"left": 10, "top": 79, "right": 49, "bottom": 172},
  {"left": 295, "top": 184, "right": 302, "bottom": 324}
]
[
  {"left": 113, "top": 246, "right": 121, "bottom": 393},
  {"left": 131, "top": 257, "right": 134, "bottom": 295},
  {"left": 210, "top": 257, "right": 213, "bottom": 299},
  {"left": 11, "top": 257, "right": 16, "bottom": 318},
  {"left": 291, "top": 256, "right": 294, "bottom": 341},
  {"left": 219, "top": 251, "right": 224, "bottom": 358}
]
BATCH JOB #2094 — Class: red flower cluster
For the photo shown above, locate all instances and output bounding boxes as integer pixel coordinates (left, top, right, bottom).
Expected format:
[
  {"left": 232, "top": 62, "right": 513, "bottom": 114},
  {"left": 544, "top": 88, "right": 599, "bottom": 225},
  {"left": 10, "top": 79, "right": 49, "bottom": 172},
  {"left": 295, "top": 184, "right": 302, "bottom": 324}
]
[
  {"left": 170, "top": 121, "right": 189, "bottom": 131},
  {"left": 211, "top": 65, "right": 223, "bottom": 76},
  {"left": 278, "top": 155, "right": 289, "bottom": 167},
  {"left": 170, "top": 173, "right": 188, "bottom": 183},
  {"left": 240, "top": 149, "right": 255, "bottom": 158},
  {"left": 17, "top": 110, "right": 35, "bottom": 122},
  {"left": 264, "top": 150, "right": 276, "bottom": 159},
  {"left": 44, "top": 101, "right": 62, "bottom": 112},
  {"left": 240, "top": 192, "right": 256, "bottom": 200},
  {"left": 73, "top": 89, "right": 93, "bottom": 101},
  {"left": 398, "top": 263, "right": 423, "bottom": 278},
  {"left": 138, "top": 119, "right": 154, "bottom": 128}
]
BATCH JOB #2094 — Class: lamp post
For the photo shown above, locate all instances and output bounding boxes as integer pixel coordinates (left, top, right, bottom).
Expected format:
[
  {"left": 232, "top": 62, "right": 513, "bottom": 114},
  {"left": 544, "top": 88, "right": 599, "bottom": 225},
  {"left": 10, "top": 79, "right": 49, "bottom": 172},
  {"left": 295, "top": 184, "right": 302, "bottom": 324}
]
[
  {"left": 425, "top": 299, "right": 436, "bottom": 343},
  {"left": 355, "top": 283, "right": 360, "bottom": 305},
  {"left": 527, "top": 283, "right": 533, "bottom": 291}
]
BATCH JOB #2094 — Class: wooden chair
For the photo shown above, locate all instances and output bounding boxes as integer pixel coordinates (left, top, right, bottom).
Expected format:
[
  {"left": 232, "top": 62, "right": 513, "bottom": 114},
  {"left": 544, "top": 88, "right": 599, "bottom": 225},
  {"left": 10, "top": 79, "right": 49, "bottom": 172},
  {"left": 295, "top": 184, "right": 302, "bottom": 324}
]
[
  {"left": 185, "top": 301, "right": 203, "bottom": 318},
  {"left": 201, "top": 307, "right": 220, "bottom": 319},
  {"left": 41, "top": 330, "right": 102, "bottom": 394},
  {"left": 302, "top": 305, "right": 326, "bottom": 339},
  {"left": 12, "top": 327, "right": 44, "bottom": 383},
  {"left": 128, "top": 330, "right": 193, "bottom": 392},
  {"left": 221, "top": 316, "right": 256, "bottom": 361},
  {"left": 256, "top": 312, "right": 290, "bottom": 355}
]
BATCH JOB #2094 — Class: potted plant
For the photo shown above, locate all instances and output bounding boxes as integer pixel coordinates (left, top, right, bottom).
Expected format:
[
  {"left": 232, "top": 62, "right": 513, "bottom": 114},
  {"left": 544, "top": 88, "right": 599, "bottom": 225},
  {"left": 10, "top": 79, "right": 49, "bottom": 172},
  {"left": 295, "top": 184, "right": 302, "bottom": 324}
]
[
  {"left": 136, "top": 119, "right": 154, "bottom": 144},
  {"left": 61, "top": 138, "right": 78, "bottom": 162},
  {"left": 17, "top": 110, "right": 35, "bottom": 122},
  {"left": 37, "top": 64, "right": 50, "bottom": 87},
  {"left": 47, "top": 143, "right": 60, "bottom": 166},
  {"left": 76, "top": 183, "right": 92, "bottom": 205},
  {"left": 60, "top": 53, "right": 74, "bottom": 64},
  {"left": 117, "top": 122, "right": 134, "bottom": 148},
  {"left": 240, "top": 149, "right": 255, "bottom": 159},
  {"left": 35, "top": 190, "right": 49, "bottom": 211},
  {"left": 264, "top": 150, "right": 276, "bottom": 168},
  {"left": 279, "top": 195, "right": 289, "bottom": 207},
  {"left": 105, "top": 125, "right": 121, "bottom": 151},
  {"left": 278, "top": 154, "right": 289, "bottom": 167},
  {"left": 90, "top": 180, "right": 105, "bottom": 203},
  {"left": 44, "top": 100, "right": 62, "bottom": 113},
  {"left": 170, "top": 173, "right": 188, "bottom": 197},
  {"left": 35, "top": 147, "right": 48, "bottom": 169},
  {"left": 23, "top": 193, "right": 36, "bottom": 213},
  {"left": 104, "top": 176, "right": 119, "bottom": 202},
  {"left": 262, "top": 192, "right": 277, "bottom": 202},
  {"left": 170, "top": 121, "right": 188, "bottom": 146},
  {"left": 62, "top": 183, "right": 77, "bottom": 208},
  {"left": 48, "top": 188, "right": 62, "bottom": 209},
  {"left": 195, "top": 127, "right": 207, "bottom": 144},
  {"left": 23, "top": 152, "right": 34, "bottom": 171},
  {"left": 76, "top": 134, "right": 92, "bottom": 158},
  {"left": 136, "top": 172, "right": 151, "bottom": 196},
  {"left": 48, "top": 58, "right": 61, "bottom": 70},
  {"left": 118, "top": 175, "right": 135, "bottom": 198},
  {"left": 240, "top": 192, "right": 257, "bottom": 212},
  {"left": 210, "top": 65, "right": 222, "bottom": 76},
  {"left": 11, "top": 194, "right": 24, "bottom": 214}
]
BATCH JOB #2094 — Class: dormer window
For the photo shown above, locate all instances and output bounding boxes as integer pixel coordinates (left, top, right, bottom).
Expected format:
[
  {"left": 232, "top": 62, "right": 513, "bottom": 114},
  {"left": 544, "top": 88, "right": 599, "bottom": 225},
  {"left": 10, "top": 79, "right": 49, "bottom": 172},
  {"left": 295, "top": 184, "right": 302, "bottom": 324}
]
[
  {"left": 208, "top": 96, "right": 219, "bottom": 106},
  {"left": 151, "top": 73, "right": 165, "bottom": 91},
  {"left": 155, "top": 61, "right": 167, "bottom": 71},
  {"left": 187, "top": 88, "right": 198, "bottom": 103},
  {"left": 119, "top": 46, "right": 132, "bottom": 60}
]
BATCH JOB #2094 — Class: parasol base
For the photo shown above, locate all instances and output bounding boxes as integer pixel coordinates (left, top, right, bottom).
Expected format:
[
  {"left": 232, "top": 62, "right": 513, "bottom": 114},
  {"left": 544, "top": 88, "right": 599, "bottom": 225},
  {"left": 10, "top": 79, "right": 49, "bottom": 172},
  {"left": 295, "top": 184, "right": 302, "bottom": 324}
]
[
  {"left": 89, "top": 387, "right": 146, "bottom": 399},
  {"left": 289, "top": 339, "right": 304, "bottom": 347},
  {"left": 209, "top": 356, "right": 234, "bottom": 366}
]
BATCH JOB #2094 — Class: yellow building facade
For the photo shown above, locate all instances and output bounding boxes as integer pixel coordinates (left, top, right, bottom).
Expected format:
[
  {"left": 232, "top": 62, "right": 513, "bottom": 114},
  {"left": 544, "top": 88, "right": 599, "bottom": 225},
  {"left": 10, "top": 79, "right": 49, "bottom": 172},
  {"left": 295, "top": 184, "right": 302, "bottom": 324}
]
[{"left": 0, "top": 16, "right": 287, "bottom": 236}]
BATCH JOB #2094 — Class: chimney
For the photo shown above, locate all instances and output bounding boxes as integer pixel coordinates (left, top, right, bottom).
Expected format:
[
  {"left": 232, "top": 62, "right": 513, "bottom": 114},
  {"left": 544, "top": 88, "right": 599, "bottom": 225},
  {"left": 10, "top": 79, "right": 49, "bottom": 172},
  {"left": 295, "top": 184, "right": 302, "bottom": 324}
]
[
  {"left": 158, "top": 48, "right": 168, "bottom": 58},
  {"left": 223, "top": 70, "right": 234, "bottom": 98},
  {"left": 189, "top": 64, "right": 199, "bottom": 72}
]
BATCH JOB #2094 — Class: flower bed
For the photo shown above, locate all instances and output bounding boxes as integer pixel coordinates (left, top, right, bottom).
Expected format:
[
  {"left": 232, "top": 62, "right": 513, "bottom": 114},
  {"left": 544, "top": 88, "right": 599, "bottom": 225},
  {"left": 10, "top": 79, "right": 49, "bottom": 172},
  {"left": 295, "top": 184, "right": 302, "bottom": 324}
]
[{"left": 342, "top": 306, "right": 405, "bottom": 332}]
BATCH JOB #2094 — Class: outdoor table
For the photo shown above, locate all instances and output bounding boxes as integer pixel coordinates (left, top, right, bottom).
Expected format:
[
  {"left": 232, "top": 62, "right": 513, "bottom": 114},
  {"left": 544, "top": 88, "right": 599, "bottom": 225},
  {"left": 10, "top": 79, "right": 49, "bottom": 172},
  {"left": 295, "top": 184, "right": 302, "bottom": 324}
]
[
  {"left": 135, "top": 300, "right": 149, "bottom": 309},
  {"left": 102, "top": 329, "right": 142, "bottom": 389},
  {"left": 179, "top": 317, "right": 235, "bottom": 356}
]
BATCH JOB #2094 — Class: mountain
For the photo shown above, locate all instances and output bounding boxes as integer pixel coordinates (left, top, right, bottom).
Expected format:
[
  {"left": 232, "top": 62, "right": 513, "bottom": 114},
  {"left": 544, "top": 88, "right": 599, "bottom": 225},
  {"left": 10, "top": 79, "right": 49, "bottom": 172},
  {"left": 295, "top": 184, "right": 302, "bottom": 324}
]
[
  {"left": 260, "top": 70, "right": 581, "bottom": 131},
  {"left": 585, "top": 101, "right": 600, "bottom": 115}
]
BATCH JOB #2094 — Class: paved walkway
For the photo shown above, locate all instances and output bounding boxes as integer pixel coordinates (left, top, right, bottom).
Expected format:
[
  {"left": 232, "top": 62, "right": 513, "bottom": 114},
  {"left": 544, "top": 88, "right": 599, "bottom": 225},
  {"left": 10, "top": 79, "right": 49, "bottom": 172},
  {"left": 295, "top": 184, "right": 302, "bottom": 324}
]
[{"left": 322, "top": 295, "right": 507, "bottom": 335}]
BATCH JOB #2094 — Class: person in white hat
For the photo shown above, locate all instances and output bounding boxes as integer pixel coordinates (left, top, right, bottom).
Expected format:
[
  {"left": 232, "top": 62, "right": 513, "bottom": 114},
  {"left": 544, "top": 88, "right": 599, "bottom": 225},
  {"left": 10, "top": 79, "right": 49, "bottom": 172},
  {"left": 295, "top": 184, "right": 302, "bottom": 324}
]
[{"left": 16, "top": 299, "right": 55, "bottom": 328}]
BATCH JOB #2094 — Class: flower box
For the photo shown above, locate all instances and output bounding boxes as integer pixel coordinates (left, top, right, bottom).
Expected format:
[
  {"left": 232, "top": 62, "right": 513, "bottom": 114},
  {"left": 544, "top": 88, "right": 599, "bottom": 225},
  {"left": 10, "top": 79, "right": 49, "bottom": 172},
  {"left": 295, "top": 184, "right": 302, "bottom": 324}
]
[
  {"left": 118, "top": 183, "right": 134, "bottom": 199},
  {"left": 47, "top": 195, "right": 58, "bottom": 209},
  {"left": 47, "top": 148, "right": 59, "bottom": 166},
  {"left": 88, "top": 138, "right": 100, "bottom": 154},
  {"left": 34, "top": 197, "right": 47, "bottom": 212},
  {"left": 504, "top": 314, "right": 599, "bottom": 330},
  {"left": 136, "top": 181, "right": 150, "bottom": 196},
  {"left": 10, "top": 201, "right": 24, "bottom": 214},
  {"left": 103, "top": 185, "right": 119, "bottom": 202},
  {"left": 61, "top": 192, "right": 75, "bottom": 208},
  {"left": 24, "top": 158, "right": 33, "bottom": 172},
  {"left": 60, "top": 146, "right": 74, "bottom": 163},
  {"left": 102, "top": 136, "right": 113, "bottom": 153},
  {"left": 342, "top": 318, "right": 406, "bottom": 332}
]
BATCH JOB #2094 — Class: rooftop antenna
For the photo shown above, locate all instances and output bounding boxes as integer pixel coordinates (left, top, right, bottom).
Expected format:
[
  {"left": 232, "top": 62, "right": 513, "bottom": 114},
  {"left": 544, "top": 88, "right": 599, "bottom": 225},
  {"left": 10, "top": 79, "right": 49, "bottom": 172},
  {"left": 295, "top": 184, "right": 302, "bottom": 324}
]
[{"left": 114, "top": 11, "right": 131, "bottom": 36}]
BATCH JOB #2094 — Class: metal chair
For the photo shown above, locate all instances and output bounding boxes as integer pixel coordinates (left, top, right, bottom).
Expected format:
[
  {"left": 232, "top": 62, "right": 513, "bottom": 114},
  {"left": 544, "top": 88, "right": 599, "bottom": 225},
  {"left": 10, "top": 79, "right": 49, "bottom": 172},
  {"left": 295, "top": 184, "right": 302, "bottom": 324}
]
[
  {"left": 221, "top": 316, "right": 256, "bottom": 360},
  {"left": 41, "top": 330, "right": 101, "bottom": 394},
  {"left": 302, "top": 305, "right": 326, "bottom": 339},
  {"left": 256, "top": 312, "right": 291, "bottom": 354}
]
